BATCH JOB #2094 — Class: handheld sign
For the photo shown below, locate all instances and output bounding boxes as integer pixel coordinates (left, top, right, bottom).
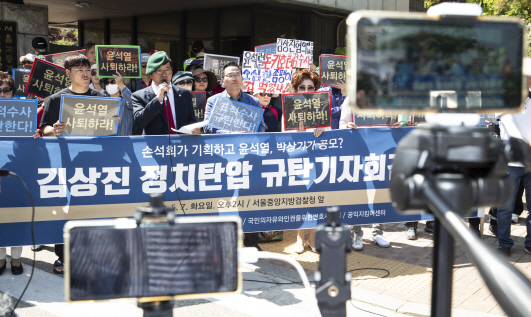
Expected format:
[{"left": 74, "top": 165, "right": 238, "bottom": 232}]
[
  {"left": 12, "top": 68, "right": 31, "bottom": 98},
  {"left": 254, "top": 43, "right": 276, "bottom": 54},
  {"left": 355, "top": 114, "right": 396, "bottom": 126},
  {"left": 96, "top": 45, "right": 141, "bottom": 78},
  {"left": 59, "top": 95, "right": 121, "bottom": 136},
  {"left": 320, "top": 55, "right": 347, "bottom": 86},
  {"left": 191, "top": 91, "right": 207, "bottom": 121},
  {"left": 203, "top": 54, "right": 240, "bottom": 81},
  {"left": 282, "top": 91, "right": 332, "bottom": 131},
  {"left": 207, "top": 97, "right": 264, "bottom": 133},
  {"left": 0, "top": 98, "right": 38, "bottom": 136},
  {"left": 25, "top": 59, "right": 70, "bottom": 99},
  {"left": 45, "top": 50, "right": 86, "bottom": 67},
  {"left": 242, "top": 51, "right": 294, "bottom": 94},
  {"left": 276, "top": 38, "right": 313, "bottom": 65}
]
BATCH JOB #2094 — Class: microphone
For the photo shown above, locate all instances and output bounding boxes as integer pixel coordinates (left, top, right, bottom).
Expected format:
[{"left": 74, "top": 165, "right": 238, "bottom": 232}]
[
  {"left": 0, "top": 169, "right": 9, "bottom": 177},
  {"left": 161, "top": 79, "right": 168, "bottom": 101}
]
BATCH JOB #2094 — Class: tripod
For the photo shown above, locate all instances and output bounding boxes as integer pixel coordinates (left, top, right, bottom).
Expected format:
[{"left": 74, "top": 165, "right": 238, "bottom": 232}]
[{"left": 389, "top": 124, "right": 531, "bottom": 317}]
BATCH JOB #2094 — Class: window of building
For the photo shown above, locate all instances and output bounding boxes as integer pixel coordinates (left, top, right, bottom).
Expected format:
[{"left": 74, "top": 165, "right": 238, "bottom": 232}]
[
  {"left": 220, "top": 7, "right": 252, "bottom": 57},
  {"left": 255, "top": 8, "right": 301, "bottom": 46},
  {"left": 137, "top": 14, "right": 181, "bottom": 70},
  {"left": 83, "top": 19, "right": 105, "bottom": 45},
  {"left": 186, "top": 10, "right": 215, "bottom": 56},
  {"left": 110, "top": 17, "right": 132, "bottom": 45}
]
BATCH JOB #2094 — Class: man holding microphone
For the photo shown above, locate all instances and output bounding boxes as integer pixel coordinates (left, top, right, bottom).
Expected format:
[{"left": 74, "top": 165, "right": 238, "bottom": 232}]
[{"left": 132, "top": 51, "right": 199, "bottom": 135}]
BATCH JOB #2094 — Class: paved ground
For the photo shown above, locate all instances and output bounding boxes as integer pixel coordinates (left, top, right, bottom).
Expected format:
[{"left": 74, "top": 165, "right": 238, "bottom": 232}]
[{"left": 0, "top": 215, "right": 529, "bottom": 317}]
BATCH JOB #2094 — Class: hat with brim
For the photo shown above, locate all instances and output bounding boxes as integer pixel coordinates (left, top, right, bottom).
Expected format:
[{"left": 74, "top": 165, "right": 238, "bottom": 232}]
[
  {"left": 19, "top": 53, "right": 35, "bottom": 63},
  {"left": 171, "top": 71, "right": 194, "bottom": 85},
  {"left": 192, "top": 68, "right": 217, "bottom": 91},
  {"left": 146, "top": 51, "right": 171, "bottom": 75}
]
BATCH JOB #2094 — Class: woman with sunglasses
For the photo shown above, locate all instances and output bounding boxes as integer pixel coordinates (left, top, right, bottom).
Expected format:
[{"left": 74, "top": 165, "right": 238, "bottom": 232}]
[
  {"left": 99, "top": 72, "right": 133, "bottom": 136},
  {"left": 171, "top": 71, "right": 194, "bottom": 91},
  {"left": 253, "top": 92, "right": 280, "bottom": 132},
  {"left": 89, "top": 64, "right": 105, "bottom": 94},
  {"left": 192, "top": 68, "right": 217, "bottom": 97},
  {"left": 0, "top": 72, "right": 24, "bottom": 276}
]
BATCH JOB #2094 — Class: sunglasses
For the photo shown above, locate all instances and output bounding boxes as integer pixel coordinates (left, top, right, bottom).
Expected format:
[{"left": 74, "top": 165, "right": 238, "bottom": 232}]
[
  {"left": 22, "top": 61, "right": 32, "bottom": 65},
  {"left": 259, "top": 93, "right": 272, "bottom": 97},
  {"left": 195, "top": 77, "right": 208, "bottom": 83},
  {"left": 106, "top": 79, "right": 116, "bottom": 85},
  {"left": 0, "top": 87, "right": 13, "bottom": 94},
  {"left": 177, "top": 80, "right": 194, "bottom": 86},
  {"left": 141, "top": 63, "right": 147, "bottom": 68},
  {"left": 298, "top": 85, "right": 315, "bottom": 92},
  {"left": 91, "top": 70, "right": 98, "bottom": 76}
]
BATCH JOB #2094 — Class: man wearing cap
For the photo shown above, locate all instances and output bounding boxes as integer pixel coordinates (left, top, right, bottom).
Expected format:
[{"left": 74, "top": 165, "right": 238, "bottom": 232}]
[
  {"left": 183, "top": 41, "right": 205, "bottom": 71},
  {"left": 132, "top": 51, "right": 200, "bottom": 135},
  {"left": 31, "top": 37, "right": 50, "bottom": 58},
  {"left": 127, "top": 53, "right": 151, "bottom": 93}
]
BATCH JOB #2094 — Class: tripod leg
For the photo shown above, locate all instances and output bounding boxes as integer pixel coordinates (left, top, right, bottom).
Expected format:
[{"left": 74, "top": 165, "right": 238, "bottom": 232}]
[{"left": 431, "top": 218, "right": 454, "bottom": 317}]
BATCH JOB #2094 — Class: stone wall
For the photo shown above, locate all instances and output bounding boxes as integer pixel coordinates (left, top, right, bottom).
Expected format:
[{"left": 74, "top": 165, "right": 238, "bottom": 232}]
[{"left": 0, "top": 2, "right": 48, "bottom": 65}]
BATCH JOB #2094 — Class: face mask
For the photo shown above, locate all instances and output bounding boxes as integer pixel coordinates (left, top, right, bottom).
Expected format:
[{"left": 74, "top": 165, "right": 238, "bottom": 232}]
[{"left": 106, "top": 84, "right": 119, "bottom": 95}]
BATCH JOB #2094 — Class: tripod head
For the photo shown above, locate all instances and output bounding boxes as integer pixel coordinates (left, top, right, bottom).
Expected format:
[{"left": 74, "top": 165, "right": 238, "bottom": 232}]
[{"left": 390, "top": 125, "right": 531, "bottom": 215}]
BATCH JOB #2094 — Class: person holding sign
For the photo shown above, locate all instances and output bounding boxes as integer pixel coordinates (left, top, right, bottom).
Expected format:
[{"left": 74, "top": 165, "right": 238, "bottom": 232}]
[
  {"left": 203, "top": 62, "right": 266, "bottom": 134},
  {"left": 40, "top": 54, "right": 106, "bottom": 136},
  {"left": 132, "top": 51, "right": 200, "bottom": 135},
  {"left": 0, "top": 72, "right": 25, "bottom": 275},
  {"left": 99, "top": 73, "right": 134, "bottom": 136}
]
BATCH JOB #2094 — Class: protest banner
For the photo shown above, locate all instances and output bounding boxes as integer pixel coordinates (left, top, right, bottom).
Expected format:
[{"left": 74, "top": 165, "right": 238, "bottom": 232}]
[
  {"left": 44, "top": 49, "right": 86, "bottom": 68},
  {"left": 207, "top": 96, "right": 264, "bottom": 133},
  {"left": 25, "top": 58, "right": 70, "bottom": 99},
  {"left": 276, "top": 38, "right": 313, "bottom": 66},
  {"left": 59, "top": 95, "right": 120, "bottom": 136},
  {"left": 0, "top": 98, "right": 38, "bottom": 136},
  {"left": 320, "top": 54, "right": 347, "bottom": 86},
  {"left": 282, "top": 91, "right": 332, "bottom": 130},
  {"left": 355, "top": 113, "right": 397, "bottom": 126},
  {"left": 242, "top": 51, "right": 294, "bottom": 94},
  {"left": 254, "top": 43, "right": 276, "bottom": 54},
  {"left": 203, "top": 54, "right": 240, "bottom": 80},
  {"left": 191, "top": 91, "right": 207, "bottom": 121},
  {"left": 96, "top": 45, "right": 141, "bottom": 78},
  {"left": 12, "top": 68, "right": 31, "bottom": 98},
  {"left": 0, "top": 128, "right": 444, "bottom": 247}
]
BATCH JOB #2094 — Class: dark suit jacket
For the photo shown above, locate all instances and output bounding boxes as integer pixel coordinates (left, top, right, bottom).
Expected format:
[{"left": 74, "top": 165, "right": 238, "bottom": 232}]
[{"left": 132, "top": 85, "right": 197, "bottom": 135}]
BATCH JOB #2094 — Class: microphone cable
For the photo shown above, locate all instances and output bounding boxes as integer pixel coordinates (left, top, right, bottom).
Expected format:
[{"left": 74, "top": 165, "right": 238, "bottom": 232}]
[
  {"left": 0, "top": 170, "right": 36, "bottom": 317},
  {"left": 161, "top": 81, "right": 186, "bottom": 216}
]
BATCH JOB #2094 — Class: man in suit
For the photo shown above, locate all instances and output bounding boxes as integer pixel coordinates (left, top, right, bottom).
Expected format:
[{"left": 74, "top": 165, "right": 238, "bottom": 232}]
[{"left": 132, "top": 51, "right": 200, "bottom": 135}]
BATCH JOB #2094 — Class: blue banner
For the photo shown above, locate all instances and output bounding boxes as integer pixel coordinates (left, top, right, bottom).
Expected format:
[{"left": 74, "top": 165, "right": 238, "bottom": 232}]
[{"left": 0, "top": 128, "right": 434, "bottom": 247}]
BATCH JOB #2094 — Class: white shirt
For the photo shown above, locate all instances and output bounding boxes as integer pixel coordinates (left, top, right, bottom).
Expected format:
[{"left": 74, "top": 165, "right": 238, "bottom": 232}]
[
  {"left": 499, "top": 93, "right": 531, "bottom": 167},
  {"left": 151, "top": 82, "right": 177, "bottom": 129}
]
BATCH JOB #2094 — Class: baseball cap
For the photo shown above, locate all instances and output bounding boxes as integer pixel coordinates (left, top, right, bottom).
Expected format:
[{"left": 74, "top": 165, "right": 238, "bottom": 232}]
[
  {"left": 32, "top": 37, "right": 48, "bottom": 50},
  {"left": 141, "top": 53, "right": 150, "bottom": 63},
  {"left": 149, "top": 49, "right": 160, "bottom": 55},
  {"left": 192, "top": 41, "right": 204, "bottom": 53},
  {"left": 19, "top": 53, "right": 36, "bottom": 63}
]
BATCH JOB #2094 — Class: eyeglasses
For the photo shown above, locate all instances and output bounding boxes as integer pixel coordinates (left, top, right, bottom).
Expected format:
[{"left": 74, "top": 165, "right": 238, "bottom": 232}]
[
  {"left": 195, "top": 77, "right": 208, "bottom": 83},
  {"left": 141, "top": 63, "right": 147, "bottom": 68},
  {"left": 225, "top": 73, "right": 241, "bottom": 79},
  {"left": 0, "top": 87, "right": 14, "bottom": 95},
  {"left": 155, "top": 69, "right": 172, "bottom": 75},
  {"left": 106, "top": 79, "right": 116, "bottom": 85},
  {"left": 22, "top": 61, "right": 32, "bottom": 65},
  {"left": 90, "top": 70, "right": 98, "bottom": 76},
  {"left": 298, "top": 85, "right": 315, "bottom": 92},
  {"left": 259, "top": 93, "right": 272, "bottom": 97},
  {"left": 177, "top": 80, "right": 194, "bottom": 86}
]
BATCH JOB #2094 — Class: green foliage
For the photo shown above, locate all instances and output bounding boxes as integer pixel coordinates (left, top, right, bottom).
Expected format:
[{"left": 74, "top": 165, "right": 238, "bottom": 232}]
[
  {"left": 335, "top": 47, "right": 346, "bottom": 56},
  {"left": 48, "top": 28, "right": 78, "bottom": 46}
]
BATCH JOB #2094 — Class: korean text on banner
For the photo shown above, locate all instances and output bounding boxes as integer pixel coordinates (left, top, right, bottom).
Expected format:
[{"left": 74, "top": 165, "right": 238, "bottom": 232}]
[
  {"left": 282, "top": 91, "right": 332, "bottom": 130},
  {"left": 207, "top": 96, "right": 264, "bottom": 133},
  {"left": 203, "top": 54, "right": 240, "bottom": 81},
  {"left": 242, "top": 51, "right": 294, "bottom": 94},
  {"left": 96, "top": 45, "right": 141, "bottom": 78},
  {"left": 25, "top": 58, "right": 70, "bottom": 99},
  {"left": 191, "top": 91, "right": 207, "bottom": 121},
  {"left": 255, "top": 43, "right": 276, "bottom": 54},
  {"left": 59, "top": 95, "right": 120, "bottom": 136},
  {"left": 320, "top": 54, "right": 347, "bottom": 86},
  {"left": 12, "top": 68, "right": 30, "bottom": 98},
  {"left": 276, "top": 38, "right": 313, "bottom": 65},
  {"left": 0, "top": 98, "right": 38, "bottom": 136}
]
